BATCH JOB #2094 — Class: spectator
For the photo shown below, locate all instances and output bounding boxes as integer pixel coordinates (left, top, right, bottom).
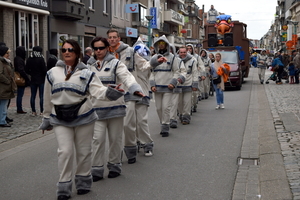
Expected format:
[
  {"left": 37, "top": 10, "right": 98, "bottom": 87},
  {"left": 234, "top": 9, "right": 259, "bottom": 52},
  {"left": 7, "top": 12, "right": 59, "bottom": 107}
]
[
  {"left": 14, "top": 46, "right": 31, "bottom": 114},
  {"left": 272, "top": 53, "right": 285, "bottom": 85},
  {"left": 0, "top": 45, "right": 15, "bottom": 127},
  {"left": 293, "top": 50, "right": 300, "bottom": 84},
  {"left": 288, "top": 61, "right": 296, "bottom": 84},
  {"left": 47, "top": 48, "right": 58, "bottom": 70},
  {"left": 82, "top": 47, "right": 92, "bottom": 64},
  {"left": 25, "top": 46, "right": 47, "bottom": 116}
]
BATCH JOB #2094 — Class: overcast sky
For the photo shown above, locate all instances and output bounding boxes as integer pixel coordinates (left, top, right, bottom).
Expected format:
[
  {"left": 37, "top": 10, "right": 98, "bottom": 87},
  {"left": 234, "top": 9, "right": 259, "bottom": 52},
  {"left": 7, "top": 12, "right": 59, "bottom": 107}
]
[{"left": 195, "top": 0, "right": 278, "bottom": 40}]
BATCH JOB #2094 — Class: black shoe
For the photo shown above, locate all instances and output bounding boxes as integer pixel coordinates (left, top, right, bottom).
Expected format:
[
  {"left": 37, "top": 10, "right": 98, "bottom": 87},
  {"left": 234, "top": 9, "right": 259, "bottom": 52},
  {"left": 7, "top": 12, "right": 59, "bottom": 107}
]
[
  {"left": 128, "top": 157, "right": 136, "bottom": 164},
  {"left": 57, "top": 195, "right": 70, "bottom": 200},
  {"left": 92, "top": 175, "right": 103, "bottom": 182},
  {"left": 108, "top": 171, "right": 120, "bottom": 178},
  {"left": 0, "top": 124, "right": 11, "bottom": 127},
  {"left": 161, "top": 132, "right": 169, "bottom": 137},
  {"left": 77, "top": 189, "right": 90, "bottom": 195},
  {"left": 17, "top": 110, "right": 27, "bottom": 114},
  {"left": 6, "top": 117, "right": 13, "bottom": 123}
]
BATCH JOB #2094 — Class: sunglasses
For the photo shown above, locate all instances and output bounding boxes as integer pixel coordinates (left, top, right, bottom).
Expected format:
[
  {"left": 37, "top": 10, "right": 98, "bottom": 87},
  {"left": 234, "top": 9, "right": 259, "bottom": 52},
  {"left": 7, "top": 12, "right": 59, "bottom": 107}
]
[
  {"left": 158, "top": 41, "right": 166, "bottom": 45},
  {"left": 93, "top": 46, "right": 106, "bottom": 51},
  {"left": 61, "top": 48, "right": 74, "bottom": 53}
]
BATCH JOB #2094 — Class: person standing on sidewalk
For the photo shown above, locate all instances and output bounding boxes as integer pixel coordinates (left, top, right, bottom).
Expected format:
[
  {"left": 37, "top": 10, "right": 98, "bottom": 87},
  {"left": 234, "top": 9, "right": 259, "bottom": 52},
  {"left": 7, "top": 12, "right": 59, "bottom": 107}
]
[
  {"left": 293, "top": 50, "right": 300, "bottom": 84},
  {"left": 25, "top": 46, "right": 47, "bottom": 116},
  {"left": 0, "top": 46, "right": 15, "bottom": 127},
  {"left": 272, "top": 53, "right": 285, "bottom": 85},
  {"left": 256, "top": 50, "right": 268, "bottom": 84},
  {"left": 14, "top": 46, "right": 30, "bottom": 114},
  {"left": 39, "top": 39, "right": 124, "bottom": 200}
]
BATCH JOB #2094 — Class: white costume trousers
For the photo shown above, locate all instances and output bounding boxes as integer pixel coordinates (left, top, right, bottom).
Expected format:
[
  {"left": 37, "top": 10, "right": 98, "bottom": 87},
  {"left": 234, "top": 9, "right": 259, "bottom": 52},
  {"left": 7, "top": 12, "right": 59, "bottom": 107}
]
[
  {"left": 177, "top": 91, "right": 192, "bottom": 116},
  {"left": 154, "top": 92, "right": 173, "bottom": 125},
  {"left": 92, "top": 117, "right": 123, "bottom": 167},
  {"left": 55, "top": 123, "right": 94, "bottom": 182},
  {"left": 170, "top": 93, "right": 179, "bottom": 121}
]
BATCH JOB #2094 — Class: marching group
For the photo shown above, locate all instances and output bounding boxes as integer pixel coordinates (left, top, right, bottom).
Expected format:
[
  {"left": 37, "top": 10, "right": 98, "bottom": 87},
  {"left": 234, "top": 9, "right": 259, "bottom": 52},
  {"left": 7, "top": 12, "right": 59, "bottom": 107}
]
[{"left": 0, "top": 30, "right": 229, "bottom": 200}]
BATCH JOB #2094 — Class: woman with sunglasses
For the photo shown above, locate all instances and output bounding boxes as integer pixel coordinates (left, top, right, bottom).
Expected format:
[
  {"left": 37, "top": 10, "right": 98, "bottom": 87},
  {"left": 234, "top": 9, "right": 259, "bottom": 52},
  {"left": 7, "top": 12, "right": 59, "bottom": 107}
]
[
  {"left": 39, "top": 39, "right": 124, "bottom": 200},
  {"left": 86, "top": 36, "right": 144, "bottom": 181}
]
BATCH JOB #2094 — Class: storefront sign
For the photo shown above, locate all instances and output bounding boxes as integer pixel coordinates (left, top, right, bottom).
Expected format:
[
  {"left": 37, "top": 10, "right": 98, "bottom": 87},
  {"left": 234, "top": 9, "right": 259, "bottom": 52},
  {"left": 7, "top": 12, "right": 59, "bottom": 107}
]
[
  {"left": 126, "top": 27, "right": 138, "bottom": 38},
  {"left": 14, "top": 0, "right": 49, "bottom": 10},
  {"left": 125, "top": 4, "right": 139, "bottom": 13}
]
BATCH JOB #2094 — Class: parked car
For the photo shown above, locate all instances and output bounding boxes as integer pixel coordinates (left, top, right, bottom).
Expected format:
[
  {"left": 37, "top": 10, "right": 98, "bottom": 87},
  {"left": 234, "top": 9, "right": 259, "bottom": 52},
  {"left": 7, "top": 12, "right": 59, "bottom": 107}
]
[{"left": 208, "top": 50, "right": 243, "bottom": 90}]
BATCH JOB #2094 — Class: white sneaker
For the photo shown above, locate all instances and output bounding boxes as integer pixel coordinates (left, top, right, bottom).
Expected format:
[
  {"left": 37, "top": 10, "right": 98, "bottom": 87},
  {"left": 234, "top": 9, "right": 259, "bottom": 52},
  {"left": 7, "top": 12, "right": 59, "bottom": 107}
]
[
  {"left": 215, "top": 105, "right": 220, "bottom": 110},
  {"left": 145, "top": 150, "right": 153, "bottom": 157},
  {"left": 220, "top": 104, "right": 225, "bottom": 109}
]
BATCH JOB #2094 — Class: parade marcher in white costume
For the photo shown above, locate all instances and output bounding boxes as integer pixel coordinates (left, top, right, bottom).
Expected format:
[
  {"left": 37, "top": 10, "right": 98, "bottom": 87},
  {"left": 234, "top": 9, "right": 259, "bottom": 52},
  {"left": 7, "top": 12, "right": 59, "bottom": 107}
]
[
  {"left": 177, "top": 46, "right": 198, "bottom": 124},
  {"left": 150, "top": 35, "right": 186, "bottom": 137},
  {"left": 87, "top": 37, "right": 144, "bottom": 181},
  {"left": 200, "top": 49, "right": 212, "bottom": 99},
  {"left": 39, "top": 39, "right": 124, "bottom": 200},
  {"left": 106, "top": 30, "right": 152, "bottom": 164},
  {"left": 186, "top": 44, "right": 205, "bottom": 112}
]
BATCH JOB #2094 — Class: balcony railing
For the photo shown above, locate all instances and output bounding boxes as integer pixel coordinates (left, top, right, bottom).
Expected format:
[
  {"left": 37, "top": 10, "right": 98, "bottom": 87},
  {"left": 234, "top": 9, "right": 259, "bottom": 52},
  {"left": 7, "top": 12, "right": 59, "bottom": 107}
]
[
  {"left": 51, "top": 0, "right": 85, "bottom": 21},
  {"left": 164, "top": 9, "right": 184, "bottom": 26}
]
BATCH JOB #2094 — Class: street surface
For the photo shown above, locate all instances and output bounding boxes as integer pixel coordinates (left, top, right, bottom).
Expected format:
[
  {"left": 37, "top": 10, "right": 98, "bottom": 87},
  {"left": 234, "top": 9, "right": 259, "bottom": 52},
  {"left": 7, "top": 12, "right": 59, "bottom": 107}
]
[{"left": 1, "top": 68, "right": 299, "bottom": 200}]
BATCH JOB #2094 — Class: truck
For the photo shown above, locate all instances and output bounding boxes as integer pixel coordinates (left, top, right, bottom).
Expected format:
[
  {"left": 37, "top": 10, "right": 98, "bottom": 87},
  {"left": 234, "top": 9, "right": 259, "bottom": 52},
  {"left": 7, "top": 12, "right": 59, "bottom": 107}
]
[{"left": 203, "top": 15, "right": 250, "bottom": 80}]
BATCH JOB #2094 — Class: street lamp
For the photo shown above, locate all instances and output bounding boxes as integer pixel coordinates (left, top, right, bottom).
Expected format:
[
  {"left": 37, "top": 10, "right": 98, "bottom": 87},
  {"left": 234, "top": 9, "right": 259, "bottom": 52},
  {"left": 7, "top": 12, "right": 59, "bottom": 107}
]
[{"left": 145, "top": 15, "right": 154, "bottom": 48}]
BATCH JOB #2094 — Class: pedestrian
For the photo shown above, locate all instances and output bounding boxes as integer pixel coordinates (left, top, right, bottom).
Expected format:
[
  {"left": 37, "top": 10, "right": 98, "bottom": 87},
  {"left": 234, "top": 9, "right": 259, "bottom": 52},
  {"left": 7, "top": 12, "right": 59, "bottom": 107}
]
[
  {"left": 293, "top": 50, "right": 300, "bottom": 84},
  {"left": 256, "top": 50, "right": 268, "bottom": 84},
  {"left": 107, "top": 29, "right": 153, "bottom": 164},
  {"left": 288, "top": 61, "right": 296, "bottom": 84},
  {"left": 0, "top": 45, "right": 15, "bottom": 127},
  {"left": 14, "top": 46, "right": 31, "bottom": 114},
  {"left": 272, "top": 53, "right": 285, "bottom": 85},
  {"left": 210, "top": 53, "right": 230, "bottom": 109},
  {"left": 176, "top": 46, "right": 198, "bottom": 125},
  {"left": 39, "top": 39, "right": 124, "bottom": 200},
  {"left": 25, "top": 46, "right": 47, "bottom": 116},
  {"left": 82, "top": 47, "right": 92, "bottom": 65},
  {"left": 87, "top": 36, "right": 143, "bottom": 180},
  {"left": 47, "top": 48, "right": 58, "bottom": 70},
  {"left": 207, "top": 5, "right": 219, "bottom": 24},
  {"left": 251, "top": 52, "right": 257, "bottom": 68},
  {"left": 150, "top": 35, "right": 186, "bottom": 137}
]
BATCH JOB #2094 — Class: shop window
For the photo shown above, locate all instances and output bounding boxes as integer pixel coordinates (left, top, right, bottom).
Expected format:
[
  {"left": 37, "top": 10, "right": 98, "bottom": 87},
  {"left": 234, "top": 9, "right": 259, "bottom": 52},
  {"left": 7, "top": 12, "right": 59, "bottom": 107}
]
[{"left": 89, "top": 0, "right": 94, "bottom": 10}]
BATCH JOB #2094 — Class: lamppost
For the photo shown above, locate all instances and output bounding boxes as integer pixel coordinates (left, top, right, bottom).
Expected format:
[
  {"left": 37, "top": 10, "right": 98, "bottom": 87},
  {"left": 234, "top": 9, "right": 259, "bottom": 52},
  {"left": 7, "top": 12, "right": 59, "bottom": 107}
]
[{"left": 145, "top": 15, "right": 154, "bottom": 48}]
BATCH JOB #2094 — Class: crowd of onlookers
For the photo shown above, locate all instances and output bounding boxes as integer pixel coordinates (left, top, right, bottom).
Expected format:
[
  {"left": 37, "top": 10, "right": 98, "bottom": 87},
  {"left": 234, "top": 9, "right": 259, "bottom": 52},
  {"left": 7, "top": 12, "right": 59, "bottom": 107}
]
[{"left": 250, "top": 49, "right": 300, "bottom": 85}]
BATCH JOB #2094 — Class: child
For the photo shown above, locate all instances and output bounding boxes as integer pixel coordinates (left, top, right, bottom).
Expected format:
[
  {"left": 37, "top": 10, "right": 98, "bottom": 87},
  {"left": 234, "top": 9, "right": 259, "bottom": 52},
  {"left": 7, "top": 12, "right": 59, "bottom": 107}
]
[{"left": 288, "top": 61, "right": 296, "bottom": 84}]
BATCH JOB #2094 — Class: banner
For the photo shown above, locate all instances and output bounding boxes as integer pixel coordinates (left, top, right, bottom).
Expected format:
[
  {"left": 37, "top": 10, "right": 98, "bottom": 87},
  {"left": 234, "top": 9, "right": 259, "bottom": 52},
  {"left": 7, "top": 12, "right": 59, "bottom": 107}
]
[{"left": 150, "top": 7, "right": 157, "bottom": 29}]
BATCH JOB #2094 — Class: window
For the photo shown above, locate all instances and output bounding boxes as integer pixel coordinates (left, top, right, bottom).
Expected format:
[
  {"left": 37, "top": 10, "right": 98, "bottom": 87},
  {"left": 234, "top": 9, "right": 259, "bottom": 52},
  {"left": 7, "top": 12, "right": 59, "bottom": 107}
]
[
  {"left": 89, "top": 0, "right": 93, "bottom": 9},
  {"left": 114, "top": 0, "right": 118, "bottom": 17},
  {"left": 16, "top": 11, "right": 39, "bottom": 50},
  {"left": 120, "top": 0, "right": 124, "bottom": 19},
  {"left": 103, "top": 0, "right": 107, "bottom": 13},
  {"left": 140, "top": 6, "right": 147, "bottom": 26}
]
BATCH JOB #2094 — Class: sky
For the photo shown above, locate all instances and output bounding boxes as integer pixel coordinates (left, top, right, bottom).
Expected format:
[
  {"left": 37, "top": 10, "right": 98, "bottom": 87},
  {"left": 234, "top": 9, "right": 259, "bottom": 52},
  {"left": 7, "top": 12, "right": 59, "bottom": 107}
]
[{"left": 195, "top": 0, "right": 278, "bottom": 40}]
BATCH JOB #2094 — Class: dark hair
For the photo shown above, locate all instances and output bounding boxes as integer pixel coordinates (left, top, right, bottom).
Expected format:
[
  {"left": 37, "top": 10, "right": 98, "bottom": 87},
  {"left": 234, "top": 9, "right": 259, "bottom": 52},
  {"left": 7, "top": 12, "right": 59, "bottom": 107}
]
[
  {"left": 106, "top": 29, "right": 120, "bottom": 37},
  {"left": 49, "top": 49, "right": 58, "bottom": 56},
  {"left": 90, "top": 37, "right": 110, "bottom": 59},
  {"left": 61, "top": 39, "right": 82, "bottom": 80}
]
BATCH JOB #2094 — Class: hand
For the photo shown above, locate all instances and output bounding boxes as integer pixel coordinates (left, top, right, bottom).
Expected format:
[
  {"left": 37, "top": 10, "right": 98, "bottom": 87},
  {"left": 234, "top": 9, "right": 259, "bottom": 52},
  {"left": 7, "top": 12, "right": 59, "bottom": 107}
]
[
  {"left": 151, "top": 86, "right": 157, "bottom": 92},
  {"left": 177, "top": 78, "right": 183, "bottom": 84},
  {"left": 192, "top": 88, "right": 198, "bottom": 91},
  {"left": 158, "top": 57, "right": 167, "bottom": 63},
  {"left": 168, "top": 84, "right": 174, "bottom": 90},
  {"left": 42, "top": 127, "right": 53, "bottom": 134},
  {"left": 201, "top": 76, "right": 206, "bottom": 80},
  {"left": 134, "top": 91, "right": 145, "bottom": 97},
  {"left": 110, "top": 84, "right": 125, "bottom": 93}
]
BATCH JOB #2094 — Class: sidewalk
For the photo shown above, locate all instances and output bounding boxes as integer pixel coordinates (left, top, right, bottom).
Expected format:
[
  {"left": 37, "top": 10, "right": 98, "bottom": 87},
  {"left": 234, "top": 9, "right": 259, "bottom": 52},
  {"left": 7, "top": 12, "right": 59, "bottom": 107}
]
[
  {"left": 0, "top": 87, "right": 44, "bottom": 144},
  {"left": 233, "top": 68, "right": 298, "bottom": 200}
]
